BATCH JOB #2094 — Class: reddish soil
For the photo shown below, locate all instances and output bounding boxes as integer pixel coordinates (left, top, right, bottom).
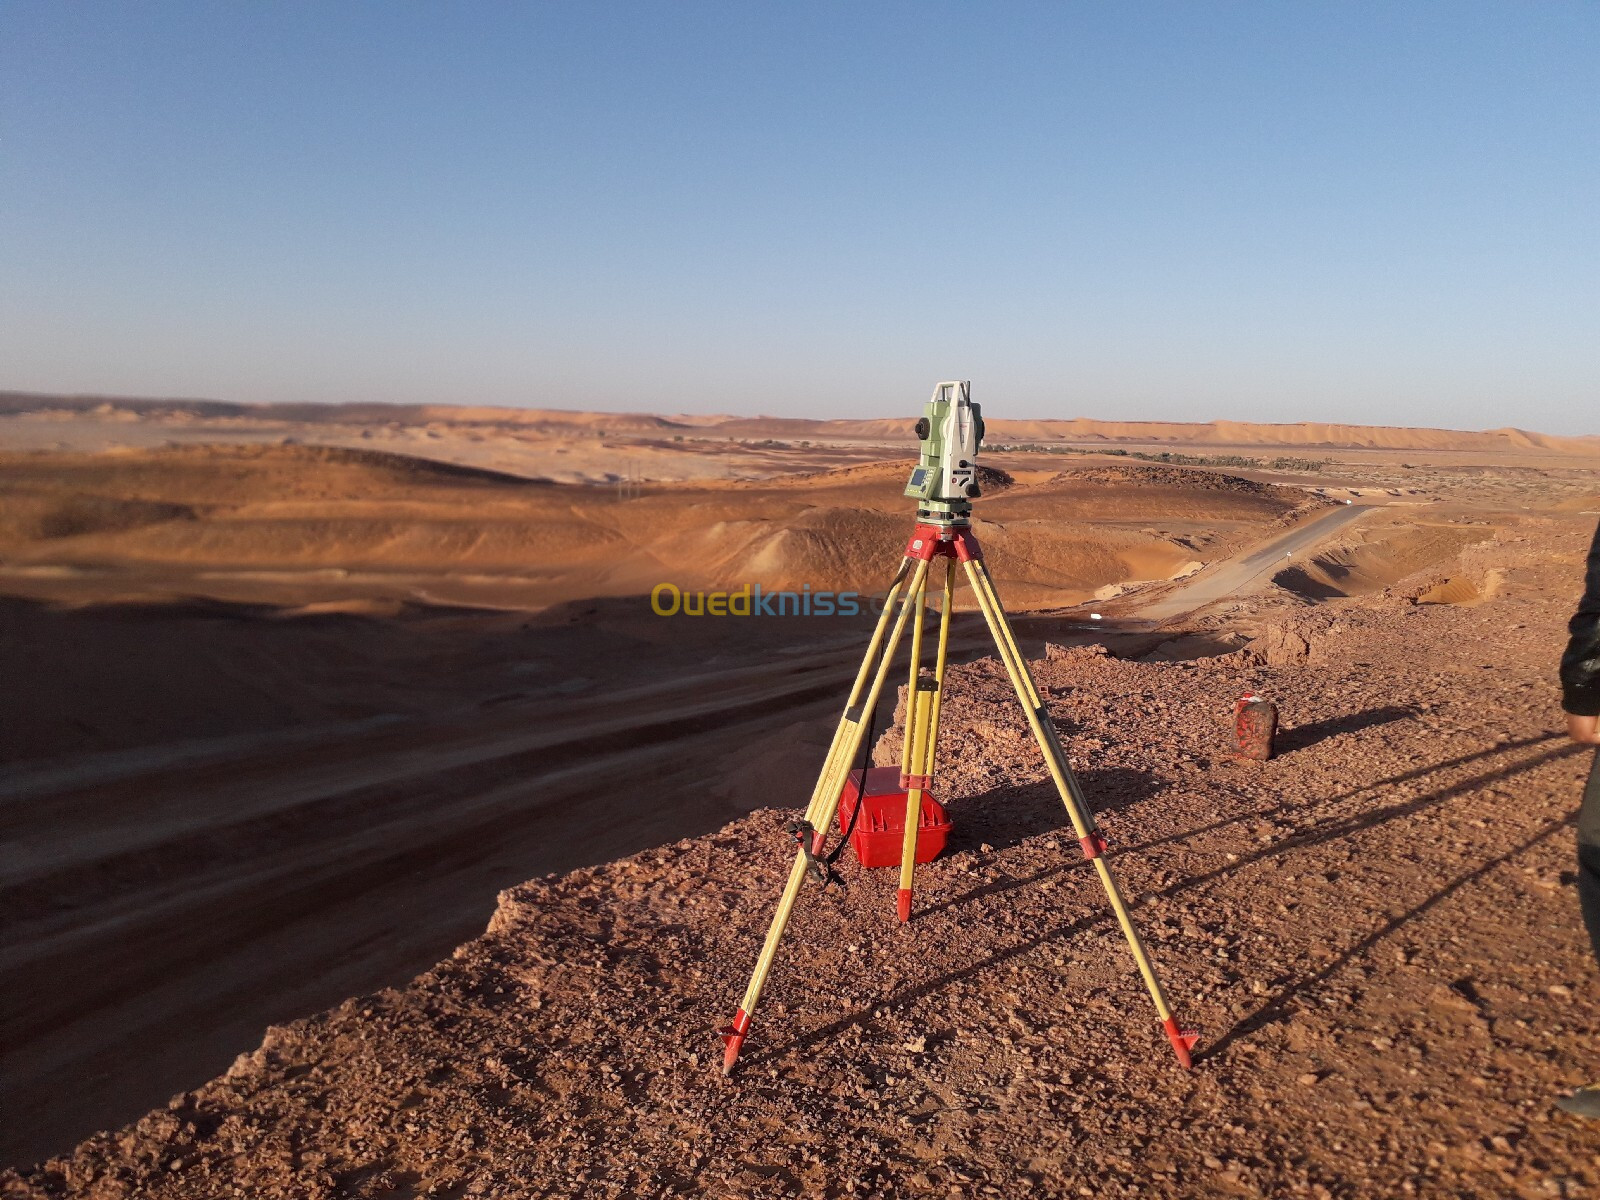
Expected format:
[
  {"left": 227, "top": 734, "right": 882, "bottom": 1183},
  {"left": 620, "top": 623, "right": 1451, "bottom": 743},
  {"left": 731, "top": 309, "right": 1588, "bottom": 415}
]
[
  {"left": 0, "top": 442, "right": 1322, "bottom": 1167},
  {"left": 6, "top": 519, "right": 1598, "bottom": 1199}
]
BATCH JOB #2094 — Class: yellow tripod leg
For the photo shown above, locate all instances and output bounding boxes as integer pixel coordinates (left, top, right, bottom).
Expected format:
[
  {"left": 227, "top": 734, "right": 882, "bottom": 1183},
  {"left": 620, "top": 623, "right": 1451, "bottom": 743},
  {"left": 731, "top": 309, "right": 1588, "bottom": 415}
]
[
  {"left": 720, "top": 557, "right": 932, "bottom": 1073},
  {"left": 894, "top": 572, "right": 928, "bottom": 920},
  {"left": 928, "top": 556, "right": 956, "bottom": 748},
  {"left": 897, "top": 557, "right": 955, "bottom": 921},
  {"left": 896, "top": 566, "right": 928, "bottom": 786},
  {"left": 798, "top": 559, "right": 912, "bottom": 829},
  {"left": 962, "top": 556, "right": 1198, "bottom": 1069},
  {"left": 896, "top": 688, "right": 933, "bottom": 921},
  {"left": 801, "top": 562, "right": 926, "bottom": 837}
]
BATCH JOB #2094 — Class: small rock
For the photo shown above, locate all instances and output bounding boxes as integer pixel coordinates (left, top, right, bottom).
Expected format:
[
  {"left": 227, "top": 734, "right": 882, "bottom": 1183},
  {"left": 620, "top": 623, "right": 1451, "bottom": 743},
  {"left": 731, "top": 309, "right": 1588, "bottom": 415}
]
[{"left": 1298, "top": 1072, "right": 1321, "bottom": 1087}]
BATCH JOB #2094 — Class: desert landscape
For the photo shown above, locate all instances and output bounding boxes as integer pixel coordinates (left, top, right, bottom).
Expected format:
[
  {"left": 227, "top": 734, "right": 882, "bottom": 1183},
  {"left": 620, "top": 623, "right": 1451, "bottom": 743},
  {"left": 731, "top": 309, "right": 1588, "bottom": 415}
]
[
  {"left": 9, "top": 0, "right": 1596, "bottom": 1192},
  {"left": 2, "top": 394, "right": 1598, "bottom": 1197}
]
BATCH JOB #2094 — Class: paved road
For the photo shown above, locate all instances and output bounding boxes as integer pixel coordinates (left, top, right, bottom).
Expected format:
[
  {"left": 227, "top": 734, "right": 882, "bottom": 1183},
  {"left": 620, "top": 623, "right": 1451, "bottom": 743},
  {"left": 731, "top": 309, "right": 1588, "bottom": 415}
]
[{"left": 1136, "top": 502, "right": 1375, "bottom": 623}]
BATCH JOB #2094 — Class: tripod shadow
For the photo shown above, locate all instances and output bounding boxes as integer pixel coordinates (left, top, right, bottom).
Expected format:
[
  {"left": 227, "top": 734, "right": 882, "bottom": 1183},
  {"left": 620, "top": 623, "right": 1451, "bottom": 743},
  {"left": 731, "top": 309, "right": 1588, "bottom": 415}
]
[
  {"left": 942, "top": 767, "right": 1166, "bottom": 857},
  {"left": 765, "top": 732, "right": 1583, "bottom": 1067},
  {"left": 922, "top": 732, "right": 1568, "bottom": 925},
  {"left": 1276, "top": 704, "right": 1417, "bottom": 754},
  {"left": 1124, "top": 731, "right": 1567, "bottom": 866}
]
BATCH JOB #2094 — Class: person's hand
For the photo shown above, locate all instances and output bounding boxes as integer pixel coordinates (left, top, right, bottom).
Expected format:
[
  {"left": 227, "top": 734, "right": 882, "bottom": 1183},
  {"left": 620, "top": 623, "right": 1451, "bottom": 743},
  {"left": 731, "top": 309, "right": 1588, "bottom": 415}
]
[{"left": 1570, "top": 713, "right": 1600, "bottom": 745}]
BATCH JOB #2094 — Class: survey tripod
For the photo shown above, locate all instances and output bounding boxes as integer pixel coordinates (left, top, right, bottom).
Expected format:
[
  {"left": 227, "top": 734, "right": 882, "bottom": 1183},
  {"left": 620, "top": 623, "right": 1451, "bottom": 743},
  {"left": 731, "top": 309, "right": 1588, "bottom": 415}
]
[{"left": 718, "top": 384, "right": 1198, "bottom": 1077}]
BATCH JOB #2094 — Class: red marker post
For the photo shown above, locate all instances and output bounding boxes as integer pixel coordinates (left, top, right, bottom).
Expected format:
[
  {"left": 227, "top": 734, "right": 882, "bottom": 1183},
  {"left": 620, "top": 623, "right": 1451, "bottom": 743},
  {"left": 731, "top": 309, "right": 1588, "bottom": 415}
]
[{"left": 1233, "top": 693, "right": 1278, "bottom": 761}]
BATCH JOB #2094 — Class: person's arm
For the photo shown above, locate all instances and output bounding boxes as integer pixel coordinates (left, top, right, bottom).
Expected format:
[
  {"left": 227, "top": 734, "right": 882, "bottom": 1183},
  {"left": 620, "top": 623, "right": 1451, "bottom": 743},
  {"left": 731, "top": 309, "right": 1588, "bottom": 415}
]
[{"left": 1562, "top": 521, "right": 1600, "bottom": 740}]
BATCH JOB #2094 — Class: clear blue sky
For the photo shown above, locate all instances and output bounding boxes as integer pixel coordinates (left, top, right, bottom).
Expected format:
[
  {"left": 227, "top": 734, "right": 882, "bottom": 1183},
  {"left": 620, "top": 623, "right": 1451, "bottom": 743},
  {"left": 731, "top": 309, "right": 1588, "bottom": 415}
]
[{"left": 2, "top": 3, "right": 1595, "bottom": 433}]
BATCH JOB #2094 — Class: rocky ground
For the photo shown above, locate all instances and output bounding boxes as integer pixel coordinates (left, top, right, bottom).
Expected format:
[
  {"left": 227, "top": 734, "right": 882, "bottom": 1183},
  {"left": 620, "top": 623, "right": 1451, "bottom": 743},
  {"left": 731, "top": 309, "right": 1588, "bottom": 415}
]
[{"left": 6, "top": 517, "right": 1599, "bottom": 1199}]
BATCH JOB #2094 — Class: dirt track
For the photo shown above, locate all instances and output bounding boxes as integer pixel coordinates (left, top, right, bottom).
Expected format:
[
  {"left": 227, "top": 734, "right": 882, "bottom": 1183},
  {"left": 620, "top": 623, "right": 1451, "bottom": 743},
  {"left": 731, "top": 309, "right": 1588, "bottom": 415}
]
[{"left": 1137, "top": 503, "right": 1373, "bottom": 621}]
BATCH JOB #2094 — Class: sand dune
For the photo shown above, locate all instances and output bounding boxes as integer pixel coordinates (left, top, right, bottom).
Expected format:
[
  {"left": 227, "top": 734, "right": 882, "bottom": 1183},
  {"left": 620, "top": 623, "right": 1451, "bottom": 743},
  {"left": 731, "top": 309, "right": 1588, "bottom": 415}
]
[
  {"left": 0, "top": 444, "right": 1311, "bottom": 614},
  {"left": 5, "top": 391, "right": 1595, "bottom": 456},
  {"left": 1271, "top": 521, "right": 1492, "bottom": 600}
]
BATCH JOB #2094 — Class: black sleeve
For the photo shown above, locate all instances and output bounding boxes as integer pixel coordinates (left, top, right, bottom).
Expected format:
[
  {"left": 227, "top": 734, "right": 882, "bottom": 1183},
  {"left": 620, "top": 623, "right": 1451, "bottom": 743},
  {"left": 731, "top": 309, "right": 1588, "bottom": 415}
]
[{"left": 1563, "top": 521, "right": 1600, "bottom": 717}]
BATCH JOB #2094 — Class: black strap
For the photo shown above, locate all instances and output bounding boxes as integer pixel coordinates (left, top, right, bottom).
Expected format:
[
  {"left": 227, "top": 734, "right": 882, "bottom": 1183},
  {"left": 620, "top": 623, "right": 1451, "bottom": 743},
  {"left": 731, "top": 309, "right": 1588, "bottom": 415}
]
[
  {"left": 787, "top": 684, "right": 883, "bottom": 889},
  {"left": 824, "top": 694, "right": 877, "bottom": 868}
]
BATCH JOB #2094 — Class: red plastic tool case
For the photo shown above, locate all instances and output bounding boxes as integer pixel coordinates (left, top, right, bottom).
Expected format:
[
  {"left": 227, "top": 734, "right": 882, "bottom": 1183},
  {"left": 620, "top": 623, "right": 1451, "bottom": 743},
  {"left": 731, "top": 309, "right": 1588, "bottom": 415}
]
[{"left": 836, "top": 766, "right": 952, "bottom": 868}]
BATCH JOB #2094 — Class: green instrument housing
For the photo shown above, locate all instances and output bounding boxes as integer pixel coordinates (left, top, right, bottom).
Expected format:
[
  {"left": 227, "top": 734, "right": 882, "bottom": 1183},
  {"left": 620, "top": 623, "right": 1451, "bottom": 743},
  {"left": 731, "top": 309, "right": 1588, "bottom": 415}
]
[{"left": 903, "top": 381, "right": 984, "bottom": 526}]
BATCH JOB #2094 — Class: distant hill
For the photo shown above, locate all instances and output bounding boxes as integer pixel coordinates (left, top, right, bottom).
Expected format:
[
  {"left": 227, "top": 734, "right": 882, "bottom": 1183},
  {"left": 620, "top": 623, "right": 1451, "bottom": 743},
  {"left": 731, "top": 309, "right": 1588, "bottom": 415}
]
[{"left": 3, "top": 391, "right": 1595, "bottom": 456}]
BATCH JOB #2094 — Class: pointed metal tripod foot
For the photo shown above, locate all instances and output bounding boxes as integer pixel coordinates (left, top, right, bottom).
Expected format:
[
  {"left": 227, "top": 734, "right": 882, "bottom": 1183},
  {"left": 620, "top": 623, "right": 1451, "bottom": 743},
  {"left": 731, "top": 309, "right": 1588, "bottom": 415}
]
[
  {"left": 1163, "top": 1016, "right": 1200, "bottom": 1070},
  {"left": 719, "top": 1008, "right": 751, "bottom": 1074}
]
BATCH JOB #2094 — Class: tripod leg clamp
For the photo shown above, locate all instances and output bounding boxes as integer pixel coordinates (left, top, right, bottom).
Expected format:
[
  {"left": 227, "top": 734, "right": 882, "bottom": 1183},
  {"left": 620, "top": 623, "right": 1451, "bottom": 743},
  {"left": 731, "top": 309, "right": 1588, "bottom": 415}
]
[
  {"left": 1079, "top": 831, "right": 1108, "bottom": 860},
  {"left": 790, "top": 820, "right": 843, "bottom": 889}
]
